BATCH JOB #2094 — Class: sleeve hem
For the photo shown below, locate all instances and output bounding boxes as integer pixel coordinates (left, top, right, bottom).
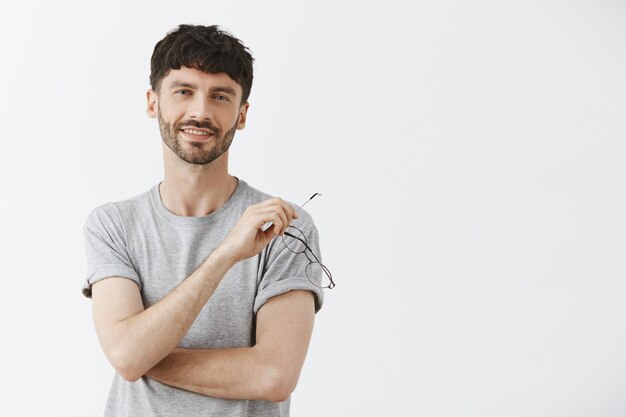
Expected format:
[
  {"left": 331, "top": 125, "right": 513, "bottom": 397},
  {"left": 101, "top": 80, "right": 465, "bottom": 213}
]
[
  {"left": 253, "top": 276, "right": 324, "bottom": 314},
  {"left": 82, "top": 265, "right": 141, "bottom": 298}
]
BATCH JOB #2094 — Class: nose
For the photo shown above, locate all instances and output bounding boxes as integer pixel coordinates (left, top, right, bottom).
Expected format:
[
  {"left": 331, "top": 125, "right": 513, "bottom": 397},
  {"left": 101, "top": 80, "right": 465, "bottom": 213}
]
[{"left": 188, "top": 95, "right": 213, "bottom": 121}]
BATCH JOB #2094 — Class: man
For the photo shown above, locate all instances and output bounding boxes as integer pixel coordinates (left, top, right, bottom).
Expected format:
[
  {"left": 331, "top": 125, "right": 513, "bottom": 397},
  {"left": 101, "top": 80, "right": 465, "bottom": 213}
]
[{"left": 81, "top": 24, "right": 325, "bottom": 416}]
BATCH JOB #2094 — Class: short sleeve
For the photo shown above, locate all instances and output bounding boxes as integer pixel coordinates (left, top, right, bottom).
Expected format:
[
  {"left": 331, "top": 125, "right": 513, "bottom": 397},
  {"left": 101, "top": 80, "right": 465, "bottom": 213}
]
[
  {"left": 254, "top": 218, "right": 325, "bottom": 314},
  {"left": 81, "top": 204, "right": 141, "bottom": 298}
]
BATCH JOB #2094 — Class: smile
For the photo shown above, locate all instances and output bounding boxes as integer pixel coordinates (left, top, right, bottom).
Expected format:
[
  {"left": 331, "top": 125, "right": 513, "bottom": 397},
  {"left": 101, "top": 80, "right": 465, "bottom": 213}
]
[{"left": 180, "top": 129, "right": 214, "bottom": 140}]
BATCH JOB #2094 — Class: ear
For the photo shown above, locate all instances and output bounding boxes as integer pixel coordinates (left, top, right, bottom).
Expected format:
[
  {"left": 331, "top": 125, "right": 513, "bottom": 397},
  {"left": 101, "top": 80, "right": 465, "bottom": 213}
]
[
  {"left": 146, "top": 89, "right": 158, "bottom": 119},
  {"left": 237, "top": 102, "right": 250, "bottom": 130}
]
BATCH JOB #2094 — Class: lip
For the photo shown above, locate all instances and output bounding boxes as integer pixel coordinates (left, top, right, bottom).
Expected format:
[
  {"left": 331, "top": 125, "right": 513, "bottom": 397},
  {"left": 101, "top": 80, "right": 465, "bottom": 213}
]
[{"left": 180, "top": 128, "right": 214, "bottom": 141}]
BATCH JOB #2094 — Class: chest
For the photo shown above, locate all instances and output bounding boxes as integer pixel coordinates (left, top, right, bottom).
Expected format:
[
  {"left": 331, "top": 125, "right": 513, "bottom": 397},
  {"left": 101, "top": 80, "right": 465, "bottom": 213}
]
[{"left": 127, "top": 222, "right": 263, "bottom": 349}]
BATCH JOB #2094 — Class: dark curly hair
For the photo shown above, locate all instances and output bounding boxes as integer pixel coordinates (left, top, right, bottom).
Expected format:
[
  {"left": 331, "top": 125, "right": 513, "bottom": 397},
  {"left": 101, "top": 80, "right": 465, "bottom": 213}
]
[{"left": 150, "top": 24, "right": 254, "bottom": 104}]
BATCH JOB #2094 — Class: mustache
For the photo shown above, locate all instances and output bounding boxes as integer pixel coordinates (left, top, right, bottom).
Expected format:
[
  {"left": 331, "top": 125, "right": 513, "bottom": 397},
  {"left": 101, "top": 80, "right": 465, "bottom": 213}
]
[{"left": 177, "top": 120, "right": 220, "bottom": 135}]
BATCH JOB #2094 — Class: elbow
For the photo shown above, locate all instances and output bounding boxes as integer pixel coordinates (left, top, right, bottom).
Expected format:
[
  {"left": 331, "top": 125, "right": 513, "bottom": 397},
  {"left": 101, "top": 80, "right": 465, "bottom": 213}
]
[
  {"left": 108, "top": 348, "right": 144, "bottom": 382},
  {"left": 260, "top": 366, "right": 299, "bottom": 403},
  {"left": 266, "top": 385, "right": 294, "bottom": 404},
  {"left": 118, "top": 368, "right": 143, "bottom": 383}
]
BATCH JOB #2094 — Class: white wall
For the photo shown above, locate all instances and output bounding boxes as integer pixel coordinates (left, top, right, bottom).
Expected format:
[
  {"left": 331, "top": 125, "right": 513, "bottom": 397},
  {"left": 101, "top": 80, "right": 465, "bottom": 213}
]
[{"left": 1, "top": 0, "right": 625, "bottom": 416}]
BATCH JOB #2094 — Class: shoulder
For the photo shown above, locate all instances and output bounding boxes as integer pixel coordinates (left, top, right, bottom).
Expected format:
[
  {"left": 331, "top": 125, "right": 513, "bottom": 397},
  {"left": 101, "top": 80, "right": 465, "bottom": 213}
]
[
  {"left": 237, "top": 179, "right": 274, "bottom": 204},
  {"left": 84, "top": 186, "right": 152, "bottom": 231}
]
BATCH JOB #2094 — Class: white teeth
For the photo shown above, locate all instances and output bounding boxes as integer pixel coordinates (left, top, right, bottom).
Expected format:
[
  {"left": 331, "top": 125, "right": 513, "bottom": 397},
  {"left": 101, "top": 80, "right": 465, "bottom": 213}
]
[{"left": 183, "top": 129, "right": 210, "bottom": 135}]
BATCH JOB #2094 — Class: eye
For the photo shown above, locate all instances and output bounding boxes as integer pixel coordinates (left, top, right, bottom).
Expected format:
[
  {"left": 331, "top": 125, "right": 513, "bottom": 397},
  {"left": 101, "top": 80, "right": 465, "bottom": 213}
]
[
  {"left": 175, "top": 90, "right": 192, "bottom": 95},
  {"left": 214, "top": 95, "right": 231, "bottom": 102}
]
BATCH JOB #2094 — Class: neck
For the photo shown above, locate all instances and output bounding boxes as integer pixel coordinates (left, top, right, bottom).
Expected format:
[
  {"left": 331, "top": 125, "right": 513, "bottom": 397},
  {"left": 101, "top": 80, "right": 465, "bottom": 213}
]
[{"left": 160, "top": 146, "right": 238, "bottom": 217}]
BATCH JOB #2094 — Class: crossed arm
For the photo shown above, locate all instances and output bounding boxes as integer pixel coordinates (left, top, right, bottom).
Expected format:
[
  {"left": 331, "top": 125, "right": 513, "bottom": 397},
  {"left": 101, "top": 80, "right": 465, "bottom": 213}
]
[
  {"left": 145, "top": 290, "right": 314, "bottom": 402},
  {"left": 91, "top": 255, "right": 315, "bottom": 402},
  {"left": 90, "top": 197, "right": 316, "bottom": 402}
]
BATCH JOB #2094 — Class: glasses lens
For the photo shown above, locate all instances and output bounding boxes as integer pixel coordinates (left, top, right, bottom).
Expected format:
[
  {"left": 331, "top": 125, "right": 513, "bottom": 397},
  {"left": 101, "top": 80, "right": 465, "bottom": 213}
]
[
  {"left": 306, "top": 262, "right": 333, "bottom": 288},
  {"left": 282, "top": 227, "right": 307, "bottom": 254}
]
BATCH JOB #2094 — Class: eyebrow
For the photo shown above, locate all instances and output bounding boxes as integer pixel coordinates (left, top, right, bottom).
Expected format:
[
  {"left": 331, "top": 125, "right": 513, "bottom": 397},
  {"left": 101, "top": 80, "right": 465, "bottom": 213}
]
[
  {"left": 168, "top": 81, "right": 238, "bottom": 97},
  {"left": 210, "top": 86, "right": 238, "bottom": 97},
  {"left": 168, "top": 81, "right": 197, "bottom": 90}
]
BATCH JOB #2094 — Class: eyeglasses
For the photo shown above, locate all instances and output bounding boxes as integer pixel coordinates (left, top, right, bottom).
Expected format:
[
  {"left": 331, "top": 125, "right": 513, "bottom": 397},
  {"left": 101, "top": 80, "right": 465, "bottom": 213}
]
[
  {"left": 282, "top": 225, "right": 335, "bottom": 289},
  {"left": 262, "top": 192, "right": 335, "bottom": 289}
]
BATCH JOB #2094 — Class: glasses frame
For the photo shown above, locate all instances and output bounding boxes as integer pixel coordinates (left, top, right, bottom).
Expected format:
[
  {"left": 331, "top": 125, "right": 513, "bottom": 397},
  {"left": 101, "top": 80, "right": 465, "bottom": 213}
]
[{"left": 282, "top": 225, "right": 335, "bottom": 289}]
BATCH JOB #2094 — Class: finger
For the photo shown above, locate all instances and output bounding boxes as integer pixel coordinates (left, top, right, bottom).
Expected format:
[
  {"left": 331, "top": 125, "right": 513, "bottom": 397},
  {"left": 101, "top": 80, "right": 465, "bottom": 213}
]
[
  {"left": 263, "top": 204, "right": 290, "bottom": 235},
  {"left": 275, "top": 205, "right": 291, "bottom": 234},
  {"left": 260, "top": 209, "right": 284, "bottom": 235},
  {"left": 257, "top": 198, "right": 297, "bottom": 232},
  {"left": 273, "top": 201, "right": 297, "bottom": 229},
  {"left": 261, "top": 198, "right": 295, "bottom": 222},
  {"left": 282, "top": 201, "right": 297, "bottom": 223},
  {"left": 272, "top": 210, "right": 287, "bottom": 235}
]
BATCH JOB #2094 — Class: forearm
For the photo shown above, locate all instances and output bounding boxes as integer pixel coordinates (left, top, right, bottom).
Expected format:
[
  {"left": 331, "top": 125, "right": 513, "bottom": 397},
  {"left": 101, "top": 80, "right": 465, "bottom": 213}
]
[
  {"left": 145, "top": 347, "right": 285, "bottom": 402},
  {"left": 145, "top": 291, "right": 315, "bottom": 402},
  {"left": 93, "top": 198, "right": 299, "bottom": 382},
  {"left": 112, "top": 248, "right": 236, "bottom": 380}
]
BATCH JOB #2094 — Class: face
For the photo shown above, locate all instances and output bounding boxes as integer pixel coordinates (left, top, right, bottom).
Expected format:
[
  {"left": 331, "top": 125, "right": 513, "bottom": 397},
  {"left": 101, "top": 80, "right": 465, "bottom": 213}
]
[{"left": 147, "top": 67, "right": 249, "bottom": 165}]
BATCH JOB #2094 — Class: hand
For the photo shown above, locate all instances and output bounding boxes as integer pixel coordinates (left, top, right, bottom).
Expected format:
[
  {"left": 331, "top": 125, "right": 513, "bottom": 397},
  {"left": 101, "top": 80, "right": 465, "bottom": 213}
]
[{"left": 217, "top": 198, "right": 300, "bottom": 264}]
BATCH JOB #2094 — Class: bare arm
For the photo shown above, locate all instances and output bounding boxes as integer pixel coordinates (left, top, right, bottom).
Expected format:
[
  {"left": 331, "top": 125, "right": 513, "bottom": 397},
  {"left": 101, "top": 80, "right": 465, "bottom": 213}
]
[
  {"left": 91, "top": 198, "right": 298, "bottom": 382},
  {"left": 145, "top": 290, "right": 315, "bottom": 402},
  {"left": 91, "top": 248, "right": 235, "bottom": 382}
]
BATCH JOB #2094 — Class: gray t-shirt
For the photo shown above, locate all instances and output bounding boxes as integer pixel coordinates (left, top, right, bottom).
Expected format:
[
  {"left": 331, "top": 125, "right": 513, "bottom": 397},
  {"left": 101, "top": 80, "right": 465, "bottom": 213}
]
[{"left": 82, "top": 178, "right": 323, "bottom": 417}]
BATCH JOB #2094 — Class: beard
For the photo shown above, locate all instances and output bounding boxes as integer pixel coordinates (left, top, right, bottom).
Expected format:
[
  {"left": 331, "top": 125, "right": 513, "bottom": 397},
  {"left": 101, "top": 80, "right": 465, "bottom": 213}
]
[{"left": 158, "top": 111, "right": 238, "bottom": 165}]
